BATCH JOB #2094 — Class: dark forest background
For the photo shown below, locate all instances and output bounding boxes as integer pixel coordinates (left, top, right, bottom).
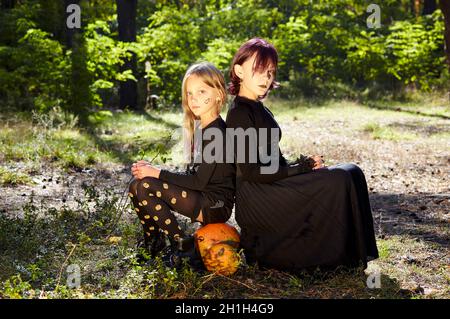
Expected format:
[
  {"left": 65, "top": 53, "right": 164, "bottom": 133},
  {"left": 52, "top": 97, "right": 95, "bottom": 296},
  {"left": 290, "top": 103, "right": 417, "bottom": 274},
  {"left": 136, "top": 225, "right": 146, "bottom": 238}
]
[{"left": 1, "top": 0, "right": 449, "bottom": 124}]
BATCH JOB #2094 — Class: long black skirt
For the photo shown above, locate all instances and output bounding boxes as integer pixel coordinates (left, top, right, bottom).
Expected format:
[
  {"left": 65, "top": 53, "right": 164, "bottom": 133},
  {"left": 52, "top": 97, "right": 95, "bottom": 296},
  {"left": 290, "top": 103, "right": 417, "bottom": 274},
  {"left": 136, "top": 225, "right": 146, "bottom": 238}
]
[{"left": 235, "top": 163, "right": 379, "bottom": 272}]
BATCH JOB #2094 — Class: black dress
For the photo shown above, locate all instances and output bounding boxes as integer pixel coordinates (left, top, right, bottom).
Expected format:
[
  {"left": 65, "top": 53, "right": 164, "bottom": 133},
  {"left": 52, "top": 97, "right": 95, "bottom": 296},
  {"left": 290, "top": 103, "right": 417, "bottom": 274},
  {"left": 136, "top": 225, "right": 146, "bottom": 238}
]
[{"left": 225, "top": 96, "right": 379, "bottom": 271}]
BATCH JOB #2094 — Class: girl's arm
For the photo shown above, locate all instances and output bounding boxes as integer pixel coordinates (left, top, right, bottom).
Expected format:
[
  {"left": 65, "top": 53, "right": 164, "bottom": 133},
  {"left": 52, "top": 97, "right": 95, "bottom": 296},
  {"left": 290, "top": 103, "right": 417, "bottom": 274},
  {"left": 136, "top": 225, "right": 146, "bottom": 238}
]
[
  {"left": 159, "top": 160, "right": 216, "bottom": 191},
  {"left": 226, "top": 106, "right": 310, "bottom": 184}
]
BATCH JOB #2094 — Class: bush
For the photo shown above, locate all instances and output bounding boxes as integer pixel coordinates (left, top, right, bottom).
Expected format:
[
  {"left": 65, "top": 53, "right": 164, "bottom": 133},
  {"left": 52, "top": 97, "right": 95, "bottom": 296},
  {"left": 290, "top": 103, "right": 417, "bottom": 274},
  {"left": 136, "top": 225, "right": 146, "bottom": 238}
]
[{"left": 0, "top": 28, "right": 70, "bottom": 112}]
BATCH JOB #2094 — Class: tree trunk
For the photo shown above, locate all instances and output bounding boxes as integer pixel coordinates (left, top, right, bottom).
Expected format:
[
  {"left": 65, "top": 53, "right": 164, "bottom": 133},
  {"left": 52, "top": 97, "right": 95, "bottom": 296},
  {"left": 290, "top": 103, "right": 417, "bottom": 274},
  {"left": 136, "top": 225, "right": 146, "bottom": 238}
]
[
  {"left": 116, "top": 0, "right": 138, "bottom": 110},
  {"left": 70, "top": 32, "right": 91, "bottom": 126},
  {"left": 145, "top": 61, "right": 153, "bottom": 109},
  {"left": 440, "top": 0, "right": 450, "bottom": 71},
  {"left": 65, "top": 0, "right": 77, "bottom": 48},
  {"left": 422, "top": 0, "right": 437, "bottom": 14},
  {"left": 65, "top": 0, "right": 91, "bottom": 125},
  {"left": 0, "top": 0, "right": 15, "bottom": 9},
  {"left": 411, "top": 0, "right": 421, "bottom": 17}
]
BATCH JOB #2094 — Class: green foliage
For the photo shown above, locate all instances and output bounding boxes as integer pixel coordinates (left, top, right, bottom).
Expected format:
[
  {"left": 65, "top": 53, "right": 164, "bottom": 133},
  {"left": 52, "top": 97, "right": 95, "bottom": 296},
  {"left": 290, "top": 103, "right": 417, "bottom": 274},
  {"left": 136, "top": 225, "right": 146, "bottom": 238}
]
[
  {"left": 0, "top": 0, "right": 447, "bottom": 114},
  {"left": 200, "top": 38, "right": 242, "bottom": 74},
  {"left": 0, "top": 166, "right": 34, "bottom": 186},
  {"left": 344, "top": 30, "right": 386, "bottom": 84},
  {"left": 84, "top": 19, "right": 138, "bottom": 107},
  {"left": 1, "top": 275, "right": 33, "bottom": 299},
  {"left": 384, "top": 11, "right": 445, "bottom": 90},
  {"left": 138, "top": 5, "right": 202, "bottom": 105},
  {"left": 274, "top": 3, "right": 447, "bottom": 97},
  {"left": 0, "top": 28, "right": 70, "bottom": 111}
]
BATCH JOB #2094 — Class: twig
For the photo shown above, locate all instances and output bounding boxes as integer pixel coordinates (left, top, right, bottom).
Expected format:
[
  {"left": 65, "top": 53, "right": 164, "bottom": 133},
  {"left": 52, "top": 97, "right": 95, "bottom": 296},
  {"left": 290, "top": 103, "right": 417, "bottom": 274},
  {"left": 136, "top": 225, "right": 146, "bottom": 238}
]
[
  {"left": 106, "top": 149, "right": 161, "bottom": 239},
  {"left": 192, "top": 273, "right": 217, "bottom": 296},
  {"left": 55, "top": 243, "right": 78, "bottom": 291},
  {"left": 215, "top": 273, "right": 258, "bottom": 291}
]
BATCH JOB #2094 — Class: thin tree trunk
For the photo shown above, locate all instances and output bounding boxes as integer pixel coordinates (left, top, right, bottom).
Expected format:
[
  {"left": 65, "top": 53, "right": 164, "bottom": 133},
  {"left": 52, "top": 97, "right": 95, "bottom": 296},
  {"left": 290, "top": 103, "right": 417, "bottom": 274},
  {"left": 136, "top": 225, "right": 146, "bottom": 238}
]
[
  {"left": 145, "top": 61, "right": 153, "bottom": 109},
  {"left": 440, "top": 0, "right": 450, "bottom": 70},
  {"left": 116, "top": 0, "right": 138, "bottom": 110},
  {"left": 65, "top": 0, "right": 90, "bottom": 125},
  {"left": 70, "top": 32, "right": 91, "bottom": 126},
  {"left": 411, "top": 0, "right": 421, "bottom": 17}
]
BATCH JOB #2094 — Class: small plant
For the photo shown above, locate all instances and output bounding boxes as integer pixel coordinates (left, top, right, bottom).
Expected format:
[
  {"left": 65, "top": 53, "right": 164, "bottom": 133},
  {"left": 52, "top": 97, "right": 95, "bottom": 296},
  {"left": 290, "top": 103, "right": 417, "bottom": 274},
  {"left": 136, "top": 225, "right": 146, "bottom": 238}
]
[
  {"left": 363, "top": 122, "right": 417, "bottom": 141},
  {"left": 31, "top": 105, "right": 78, "bottom": 131},
  {"left": 1, "top": 275, "right": 33, "bottom": 299},
  {"left": 0, "top": 166, "right": 34, "bottom": 186}
]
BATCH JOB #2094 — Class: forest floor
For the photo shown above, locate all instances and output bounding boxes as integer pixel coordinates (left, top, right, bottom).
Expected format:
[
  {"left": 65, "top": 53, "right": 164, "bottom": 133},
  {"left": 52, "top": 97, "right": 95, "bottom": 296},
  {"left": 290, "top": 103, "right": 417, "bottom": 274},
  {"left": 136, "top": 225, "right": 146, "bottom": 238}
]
[{"left": 0, "top": 95, "right": 448, "bottom": 299}]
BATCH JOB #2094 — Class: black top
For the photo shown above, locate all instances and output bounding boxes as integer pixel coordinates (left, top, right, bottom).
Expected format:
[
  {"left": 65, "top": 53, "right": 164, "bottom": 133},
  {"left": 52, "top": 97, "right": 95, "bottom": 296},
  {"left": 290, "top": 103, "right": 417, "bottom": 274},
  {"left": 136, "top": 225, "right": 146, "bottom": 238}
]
[
  {"left": 225, "top": 95, "right": 313, "bottom": 184},
  {"left": 159, "top": 116, "right": 235, "bottom": 209}
]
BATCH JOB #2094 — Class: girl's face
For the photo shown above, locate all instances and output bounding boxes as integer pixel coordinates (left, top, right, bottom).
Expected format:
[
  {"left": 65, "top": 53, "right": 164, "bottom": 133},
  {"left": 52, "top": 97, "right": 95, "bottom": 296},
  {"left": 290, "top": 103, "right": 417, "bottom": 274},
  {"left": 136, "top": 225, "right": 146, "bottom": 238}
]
[
  {"left": 235, "top": 53, "right": 276, "bottom": 100},
  {"left": 186, "top": 75, "right": 220, "bottom": 119}
]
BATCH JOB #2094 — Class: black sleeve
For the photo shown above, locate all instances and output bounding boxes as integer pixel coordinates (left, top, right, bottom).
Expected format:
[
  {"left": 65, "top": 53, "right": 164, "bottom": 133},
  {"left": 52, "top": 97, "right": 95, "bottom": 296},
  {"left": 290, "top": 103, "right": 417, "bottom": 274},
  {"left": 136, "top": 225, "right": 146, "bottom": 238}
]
[
  {"left": 159, "top": 162, "right": 216, "bottom": 190},
  {"left": 226, "top": 106, "right": 307, "bottom": 183}
]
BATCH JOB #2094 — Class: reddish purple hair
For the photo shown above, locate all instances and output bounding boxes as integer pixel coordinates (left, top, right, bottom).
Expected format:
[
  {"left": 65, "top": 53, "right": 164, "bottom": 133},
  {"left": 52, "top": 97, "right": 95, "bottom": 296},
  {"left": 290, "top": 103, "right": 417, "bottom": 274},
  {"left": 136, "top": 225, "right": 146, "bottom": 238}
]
[{"left": 228, "top": 37, "right": 280, "bottom": 98}]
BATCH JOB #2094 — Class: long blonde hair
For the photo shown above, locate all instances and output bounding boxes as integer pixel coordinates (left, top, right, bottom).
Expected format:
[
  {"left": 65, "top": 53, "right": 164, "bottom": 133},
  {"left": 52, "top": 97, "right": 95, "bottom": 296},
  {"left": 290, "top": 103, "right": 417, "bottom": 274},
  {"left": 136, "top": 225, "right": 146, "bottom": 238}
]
[{"left": 181, "top": 62, "right": 227, "bottom": 161}]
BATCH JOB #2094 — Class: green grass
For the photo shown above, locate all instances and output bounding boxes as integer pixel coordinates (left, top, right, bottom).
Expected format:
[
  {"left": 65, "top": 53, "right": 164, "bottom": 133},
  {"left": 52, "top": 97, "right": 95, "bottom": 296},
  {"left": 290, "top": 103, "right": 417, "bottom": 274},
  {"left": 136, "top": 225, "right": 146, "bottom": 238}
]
[
  {"left": 0, "top": 108, "right": 180, "bottom": 171},
  {"left": 0, "top": 181, "right": 415, "bottom": 299},
  {"left": 362, "top": 122, "right": 418, "bottom": 141},
  {"left": 0, "top": 93, "right": 448, "bottom": 299},
  {"left": 0, "top": 121, "right": 104, "bottom": 168},
  {"left": 376, "top": 240, "right": 391, "bottom": 260},
  {"left": 0, "top": 166, "right": 34, "bottom": 186},
  {"left": 1, "top": 183, "right": 441, "bottom": 299},
  {"left": 0, "top": 93, "right": 447, "bottom": 171},
  {"left": 362, "top": 92, "right": 450, "bottom": 119},
  {"left": 264, "top": 95, "right": 448, "bottom": 144}
]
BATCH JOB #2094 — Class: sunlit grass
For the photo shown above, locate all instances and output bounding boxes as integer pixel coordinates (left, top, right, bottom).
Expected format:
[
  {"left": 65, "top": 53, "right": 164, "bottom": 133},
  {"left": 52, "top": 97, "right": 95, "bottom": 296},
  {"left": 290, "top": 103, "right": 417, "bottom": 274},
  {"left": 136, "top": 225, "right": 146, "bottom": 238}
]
[
  {"left": 1, "top": 94, "right": 447, "bottom": 171},
  {"left": 362, "top": 122, "right": 418, "bottom": 141},
  {"left": 0, "top": 108, "right": 181, "bottom": 170},
  {"left": 0, "top": 166, "right": 34, "bottom": 186}
]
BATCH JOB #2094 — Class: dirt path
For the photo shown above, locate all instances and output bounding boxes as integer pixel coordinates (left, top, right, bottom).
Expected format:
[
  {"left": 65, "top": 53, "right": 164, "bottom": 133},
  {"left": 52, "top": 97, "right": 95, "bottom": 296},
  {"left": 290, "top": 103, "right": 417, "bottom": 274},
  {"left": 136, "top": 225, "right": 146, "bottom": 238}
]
[{"left": 1, "top": 103, "right": 449, "bottom": 297}]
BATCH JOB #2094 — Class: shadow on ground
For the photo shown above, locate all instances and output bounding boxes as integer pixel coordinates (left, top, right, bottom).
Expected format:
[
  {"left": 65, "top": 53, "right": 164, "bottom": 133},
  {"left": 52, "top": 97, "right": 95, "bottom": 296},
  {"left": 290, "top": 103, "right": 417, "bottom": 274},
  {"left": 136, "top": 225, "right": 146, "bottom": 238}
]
[
  {"left": 370, "top": 192, "right": 449, "bottom": 249},
  {"left": 83, "top": 110, "right": 181, "bottom": 166}
]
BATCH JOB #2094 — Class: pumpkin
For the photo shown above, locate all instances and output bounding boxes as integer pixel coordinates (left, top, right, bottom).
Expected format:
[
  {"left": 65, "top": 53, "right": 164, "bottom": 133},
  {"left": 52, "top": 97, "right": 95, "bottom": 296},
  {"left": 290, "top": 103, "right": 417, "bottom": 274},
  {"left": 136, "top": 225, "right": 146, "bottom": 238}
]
[{"left": 194, "top": 223, "right": 241, "bottom": 276}]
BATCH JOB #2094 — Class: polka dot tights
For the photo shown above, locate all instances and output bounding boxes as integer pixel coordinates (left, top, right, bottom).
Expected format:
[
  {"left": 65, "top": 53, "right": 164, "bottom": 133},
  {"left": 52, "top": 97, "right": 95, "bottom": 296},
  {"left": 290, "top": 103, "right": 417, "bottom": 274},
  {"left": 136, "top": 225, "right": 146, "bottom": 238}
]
[{"left": 129, "top": 177, "right": 203, "bottom": 242}]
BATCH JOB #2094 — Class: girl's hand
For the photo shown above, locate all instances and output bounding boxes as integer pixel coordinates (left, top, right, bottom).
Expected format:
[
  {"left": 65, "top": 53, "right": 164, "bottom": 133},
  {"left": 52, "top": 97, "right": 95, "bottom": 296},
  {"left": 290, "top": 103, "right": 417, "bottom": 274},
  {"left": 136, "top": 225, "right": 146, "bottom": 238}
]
[
  {"left": 131, "top": 162, "right": 160, "bottom": 179},
  {"left": 311, "top": 155, "right": 326, "bottom": 170}
]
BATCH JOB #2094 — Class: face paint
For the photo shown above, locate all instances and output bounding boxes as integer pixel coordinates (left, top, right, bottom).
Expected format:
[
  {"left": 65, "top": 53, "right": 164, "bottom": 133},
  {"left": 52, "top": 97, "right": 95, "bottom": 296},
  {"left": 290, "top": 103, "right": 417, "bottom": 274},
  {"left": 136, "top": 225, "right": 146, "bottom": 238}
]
[{"left": 203, "top": 98, "right": 211, "bottom": 104}]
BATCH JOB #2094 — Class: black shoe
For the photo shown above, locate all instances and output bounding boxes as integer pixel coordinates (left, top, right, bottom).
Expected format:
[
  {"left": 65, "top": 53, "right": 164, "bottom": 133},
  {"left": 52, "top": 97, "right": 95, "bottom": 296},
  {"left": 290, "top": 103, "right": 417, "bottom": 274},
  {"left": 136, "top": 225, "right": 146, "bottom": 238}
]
[
  {"left": 147, "top": 235, "right": 206, "bottom": 272},
  {"left": 136, "top": 232, "right": 168, "bottom": 263},
  {"left": 170, "top": 235, "right": 206, "bottom": 272},
  {"left": 148, "top": 232, "right": 168, "bottom": 258},
  {"left": 177, "top": 235, "right": 195, "bottom": 252}
]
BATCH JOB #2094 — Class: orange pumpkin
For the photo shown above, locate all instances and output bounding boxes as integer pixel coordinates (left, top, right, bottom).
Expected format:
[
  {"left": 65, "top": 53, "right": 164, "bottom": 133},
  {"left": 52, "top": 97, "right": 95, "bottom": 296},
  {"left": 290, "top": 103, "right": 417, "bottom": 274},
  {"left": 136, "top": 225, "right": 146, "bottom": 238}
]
[{"left": 194, "top": 223, "right": 241, "bottom": 276}]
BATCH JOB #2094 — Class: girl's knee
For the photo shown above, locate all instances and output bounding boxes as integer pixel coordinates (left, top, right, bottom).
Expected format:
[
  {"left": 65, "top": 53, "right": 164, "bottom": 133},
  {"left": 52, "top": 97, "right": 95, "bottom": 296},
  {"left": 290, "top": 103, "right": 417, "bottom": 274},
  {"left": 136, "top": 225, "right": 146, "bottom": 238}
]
[
  {"left": 138, "top": 177, "right": 159, "bottom": 190},
  {"left": 347, "top": 163, "right": 361, "bottom": 173},
  {"left": 136, "top": 177, "right": 160, "bottom": 198},
  {"left": 129, "top": 178, "right": 140, "bottom": 196},
  {"left": 343, "top": 163, "right": 365, "bottom": 180},
  {"left": 334, "top": 163, "right": 363, "bottom": 177},
  {"left": 332, "top": 163, "right": 368, "bottom": 188}
]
